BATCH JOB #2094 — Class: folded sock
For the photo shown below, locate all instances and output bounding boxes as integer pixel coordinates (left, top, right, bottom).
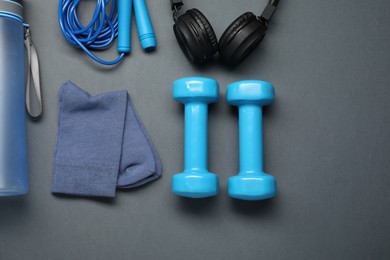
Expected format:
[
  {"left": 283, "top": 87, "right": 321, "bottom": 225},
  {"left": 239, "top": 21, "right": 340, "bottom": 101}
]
[
  {"left": 117, "top": 97, "right": 162, "bottom": 188},
  {"left": 52, "top": 81, "right": 162, "bottom": 197}
]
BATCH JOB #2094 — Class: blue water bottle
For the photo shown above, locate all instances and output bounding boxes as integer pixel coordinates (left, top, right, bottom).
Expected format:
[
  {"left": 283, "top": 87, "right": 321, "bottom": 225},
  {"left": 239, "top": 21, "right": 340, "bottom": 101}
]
[{"left": 0, "top": 0, "right": 28, "bottom": 195}]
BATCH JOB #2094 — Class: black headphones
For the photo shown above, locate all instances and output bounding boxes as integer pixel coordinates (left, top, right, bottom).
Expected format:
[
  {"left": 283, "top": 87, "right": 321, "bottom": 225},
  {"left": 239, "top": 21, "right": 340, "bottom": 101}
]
[{"left": 171, "top": 0, "right": 279, "bottom": 66}]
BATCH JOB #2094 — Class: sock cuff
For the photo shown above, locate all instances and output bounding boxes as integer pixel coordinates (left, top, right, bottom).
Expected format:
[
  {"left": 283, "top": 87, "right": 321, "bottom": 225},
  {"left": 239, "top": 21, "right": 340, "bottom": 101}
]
[{"left": 52, "top": 159, "right": 118, "bottom": 197}]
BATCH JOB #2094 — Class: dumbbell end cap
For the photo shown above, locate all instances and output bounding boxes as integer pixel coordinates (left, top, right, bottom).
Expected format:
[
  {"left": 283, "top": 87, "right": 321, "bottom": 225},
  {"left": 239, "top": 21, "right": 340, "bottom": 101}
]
[
  {"left": 173, "top": 77, "right": 219, "bottom": 104},
  {"left": 228, "top": 173, "right": 276, "bottom": 200},
  {"left": 172, "top": 172, "right": 219, "bottom": 198},
  {"left": 227, "top": 80, "right": 274, "bottom": 106}
]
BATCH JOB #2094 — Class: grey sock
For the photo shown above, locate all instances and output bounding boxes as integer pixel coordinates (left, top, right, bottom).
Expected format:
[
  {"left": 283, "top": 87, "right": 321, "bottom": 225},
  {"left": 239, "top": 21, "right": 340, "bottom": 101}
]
[{"left": 52, "top": 81, "right": 162, "bottom": 197}]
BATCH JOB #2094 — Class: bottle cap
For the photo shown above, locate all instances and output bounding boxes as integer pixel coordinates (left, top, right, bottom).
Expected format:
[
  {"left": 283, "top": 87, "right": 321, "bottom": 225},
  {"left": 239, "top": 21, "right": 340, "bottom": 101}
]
[{"left": 0, "top": 0, "right": 24, "bottom": 22}]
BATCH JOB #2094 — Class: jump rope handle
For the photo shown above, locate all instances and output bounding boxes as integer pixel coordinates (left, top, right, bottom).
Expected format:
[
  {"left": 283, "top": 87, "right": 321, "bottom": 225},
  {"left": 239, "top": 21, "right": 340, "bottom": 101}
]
[
  {"left": 118, "top": 0, "right": 132, "bottom": 53},
  {"left": 134, "top": 0, "right": 156, "bottom": 51},
  {"left": 118, "top": 0, "right": 156, "bottom": 53}
]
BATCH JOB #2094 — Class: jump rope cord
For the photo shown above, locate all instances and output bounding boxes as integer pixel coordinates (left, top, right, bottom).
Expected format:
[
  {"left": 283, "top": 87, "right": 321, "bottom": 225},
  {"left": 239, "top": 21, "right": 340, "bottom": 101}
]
[{"left": 58, "top": 0, "right": 125, "bottom": 65}]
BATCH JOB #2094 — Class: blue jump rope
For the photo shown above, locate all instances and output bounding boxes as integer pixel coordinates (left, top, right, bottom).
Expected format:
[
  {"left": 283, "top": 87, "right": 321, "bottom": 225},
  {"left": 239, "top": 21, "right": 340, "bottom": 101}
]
[{"left": 58, "top": 0, "right": 156, "bottom": 65}]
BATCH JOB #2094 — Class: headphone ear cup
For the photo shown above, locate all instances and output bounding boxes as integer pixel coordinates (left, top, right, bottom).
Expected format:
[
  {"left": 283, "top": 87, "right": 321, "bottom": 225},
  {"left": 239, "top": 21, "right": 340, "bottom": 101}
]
[
  {"left": 219, "top": 12, "right": 267, "bottom": 66},
  {"left": 188, "top": 9, "right": 218, "bottom": 55},
  {"left": 173, "top": 8, "right": 218, "bottom": 63}
]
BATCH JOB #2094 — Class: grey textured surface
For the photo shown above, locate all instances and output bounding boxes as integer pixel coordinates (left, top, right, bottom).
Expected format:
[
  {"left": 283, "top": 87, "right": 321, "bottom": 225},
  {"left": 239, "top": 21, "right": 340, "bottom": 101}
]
[{"left": 1, "top": 0, "right": 390, "bottom": 259}]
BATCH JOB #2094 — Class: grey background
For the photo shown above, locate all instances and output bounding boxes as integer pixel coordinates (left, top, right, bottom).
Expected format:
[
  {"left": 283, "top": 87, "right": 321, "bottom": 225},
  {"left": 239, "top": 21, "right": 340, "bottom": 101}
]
[{"left": 1, "top": 0, "right": 390, "bottom": 259}]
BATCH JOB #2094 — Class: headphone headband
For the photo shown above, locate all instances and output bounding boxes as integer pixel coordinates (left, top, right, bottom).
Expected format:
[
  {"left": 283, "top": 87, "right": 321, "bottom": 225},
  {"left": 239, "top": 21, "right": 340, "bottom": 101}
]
[
  {"left": 171, "top": 0, "right": 279, "bottom": 22},
  {"left": 260, "top": 0, "right": 278, "bottom": 23},
  {"left": 171, "top": 0, "right": 183, "bottom": 10}
]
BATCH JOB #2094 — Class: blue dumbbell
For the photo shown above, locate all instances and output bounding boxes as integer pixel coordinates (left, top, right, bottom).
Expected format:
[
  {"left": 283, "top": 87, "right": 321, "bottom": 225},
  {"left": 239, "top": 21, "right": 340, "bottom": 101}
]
[
  {"left": 172, "top": 77, "right": 219, "bottom": 198},
  {"left": 227, "top": 80, "right": 277, "bottom": 200}
]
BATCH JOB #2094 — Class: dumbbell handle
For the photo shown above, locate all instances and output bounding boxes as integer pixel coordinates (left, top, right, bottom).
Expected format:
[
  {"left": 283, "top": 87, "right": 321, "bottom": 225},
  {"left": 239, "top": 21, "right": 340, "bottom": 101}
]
[
  {"left": 184, "top": 102, "right": 208, "bottom": 172},
  {"left": 239, "top": 104, "right": 263, "bottom": 174}
]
